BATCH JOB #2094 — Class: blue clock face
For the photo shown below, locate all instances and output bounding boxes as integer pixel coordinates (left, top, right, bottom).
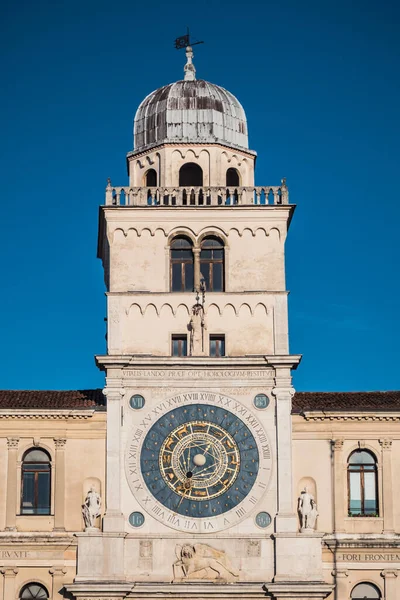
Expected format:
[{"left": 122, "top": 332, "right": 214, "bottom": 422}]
[{"left": 140, "top": 404, "right": 259, "bottom": 518}]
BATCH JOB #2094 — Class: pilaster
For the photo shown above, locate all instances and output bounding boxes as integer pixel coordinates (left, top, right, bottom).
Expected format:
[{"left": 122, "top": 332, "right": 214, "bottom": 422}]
[
  {"left": 379, "top": 439, "right": 394, "bottom": 533},
  {"left": 103, "top": 387, "right": 125, "bottom": 532},
  {"left": 1, "top": 568, "right": 18, "bottom": 600},
  {"left": 5, "top": 438, "right": 19, "bottom": 530},
  {"left": 50, "top": 567, "right": 67, "bottom": 599},
  {"left": 332, "top": 439, "right": 345, "bottom": 532},
  {"left": 334, "top": 569, "right": 349, "bottom": 598},
  {"left": 381, "top": 570, "right": 398, "bottom": 600},
  {"left": 273, "top": 375, "right": 297, "bottom": 532},
  {"left": 54, "top": 438, "right": 67, "bottom": 530}
]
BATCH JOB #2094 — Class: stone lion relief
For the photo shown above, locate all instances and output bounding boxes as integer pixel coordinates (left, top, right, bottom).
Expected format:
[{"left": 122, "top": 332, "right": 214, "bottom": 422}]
[{"left": 173, "top": 543, "right": 239, "bottom": 581}]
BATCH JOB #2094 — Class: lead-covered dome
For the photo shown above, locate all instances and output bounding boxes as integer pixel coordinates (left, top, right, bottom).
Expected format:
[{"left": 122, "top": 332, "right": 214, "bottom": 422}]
[{"left": 133, "top": 48, "right": 248, "bottom": 153}]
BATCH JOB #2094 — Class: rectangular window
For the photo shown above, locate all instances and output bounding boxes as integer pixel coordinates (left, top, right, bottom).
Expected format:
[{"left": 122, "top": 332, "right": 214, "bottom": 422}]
[
  {"left": 172, "top": 335, "right": 188, "bottom": 357},
  {"left": 210, "top": 335, "right": 225, "bottom": 357}
]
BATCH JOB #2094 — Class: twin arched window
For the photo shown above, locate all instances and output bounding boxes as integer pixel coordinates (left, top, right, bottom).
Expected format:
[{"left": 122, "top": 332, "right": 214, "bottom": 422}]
[
  {"left": 21, "top": 448, "right": 51, "bottom": 515},
  {"left": 351, "top": 582, "right": 381, "bottom": 599},
  {"left": 170, "top": 236, "right": 225, "bottom": 292},
  {"left": 20, "top": 583, "right": 49, "bottom": 599},
  {"left": 348, "top": 450, "right": 378, "bottom": 516}
]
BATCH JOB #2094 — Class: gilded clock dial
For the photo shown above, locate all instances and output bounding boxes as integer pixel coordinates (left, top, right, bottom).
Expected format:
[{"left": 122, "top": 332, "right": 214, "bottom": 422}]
[{"left": 140, "top": 404, "right": 259, "bottom": 518}]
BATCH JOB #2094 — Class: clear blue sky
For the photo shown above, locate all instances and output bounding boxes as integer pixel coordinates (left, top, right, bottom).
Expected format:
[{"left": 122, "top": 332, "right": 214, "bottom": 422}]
[{"left": 1, "top": 0, "right": 399, "bottom": 392}]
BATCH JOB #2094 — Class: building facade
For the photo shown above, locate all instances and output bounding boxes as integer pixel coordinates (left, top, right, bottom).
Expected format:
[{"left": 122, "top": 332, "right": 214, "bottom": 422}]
[{"left": 0, "top": 47, "right": 399, "bottom": 600}]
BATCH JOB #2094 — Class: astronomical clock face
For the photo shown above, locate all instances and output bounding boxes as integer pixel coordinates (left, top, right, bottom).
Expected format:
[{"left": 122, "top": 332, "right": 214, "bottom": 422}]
[{"left": 125, "top": 392, "right": 272, "bottom": 533}]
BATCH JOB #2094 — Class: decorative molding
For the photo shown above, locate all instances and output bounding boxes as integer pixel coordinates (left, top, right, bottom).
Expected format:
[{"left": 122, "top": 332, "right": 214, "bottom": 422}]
[
  {"left": 303, "top": 411, "right": 400, "bottom": 422},
  {"left": 0, "top": 410, "right": 95, "bottom": 420},
  {"left": 6, "top": 438, "right": 19, "bottom": 449}
]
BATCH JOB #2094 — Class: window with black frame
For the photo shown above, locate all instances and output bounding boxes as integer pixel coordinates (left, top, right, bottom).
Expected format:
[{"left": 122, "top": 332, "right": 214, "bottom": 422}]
[
  {"left": 172, "top": 334, "right": 188, "bottom": 357},
  {"left": 351, "top": 582, "right": 381, "bottom": 599},
  {"left": 209, "top": 335, "right": 225, "bottom": 357},
  {"left": 20, "top": 583, "right": 49, "bottom": 599},
  {"left": 348, "top": 449, "right": 378, "bottom": 516},
  {"left": 170, "top": 237, "right": 194, "bottom": 292},
  {"left": 21, "top": 449, "right": 51, "bottom": 515},
  {"left": 200, "top": 237, "right": 224, "bottom": 292}
]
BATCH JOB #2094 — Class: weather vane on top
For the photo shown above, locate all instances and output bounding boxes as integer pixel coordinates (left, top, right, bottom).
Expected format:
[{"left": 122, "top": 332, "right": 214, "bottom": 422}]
[{"left": 174, "top": 27, "right": 204, "bottom": 50}]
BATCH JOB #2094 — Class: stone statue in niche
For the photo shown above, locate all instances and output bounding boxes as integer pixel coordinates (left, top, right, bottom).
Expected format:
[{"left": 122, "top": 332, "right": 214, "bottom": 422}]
[
  {"left": 82, "top": 486, "right": 102, "bottom": 529},
  {"left": 189, "top": 303, "right": 206, "bottom": 356},
  {"left": 173, "top": 543, "right": 239, "bottom": 581},
  {"left": 298, "top": 486, "right": 318, "bottom": 532}
]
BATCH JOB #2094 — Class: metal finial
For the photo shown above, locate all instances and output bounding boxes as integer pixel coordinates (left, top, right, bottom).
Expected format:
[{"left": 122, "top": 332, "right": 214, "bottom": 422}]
[{"left": 184, "top": 46, "right": 196, "bottom": 81}]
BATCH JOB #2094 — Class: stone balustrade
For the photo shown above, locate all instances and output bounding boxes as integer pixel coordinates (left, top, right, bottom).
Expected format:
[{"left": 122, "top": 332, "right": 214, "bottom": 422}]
[{"left": 105, "top": 180, "right": 289, "bottom": 207}]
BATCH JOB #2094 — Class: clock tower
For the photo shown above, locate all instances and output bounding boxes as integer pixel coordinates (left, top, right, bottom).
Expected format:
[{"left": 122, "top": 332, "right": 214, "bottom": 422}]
[{"left": 69, "top": 47, "right": 333, "bottom": 600}]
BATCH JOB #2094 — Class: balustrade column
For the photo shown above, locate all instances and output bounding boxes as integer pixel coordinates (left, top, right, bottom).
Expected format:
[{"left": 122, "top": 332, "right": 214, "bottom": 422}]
[
  {"left": 332, "top": 439, "right": 345, "bottom": 532},
  {"left": 53, "top": 438, "right": 67, "bottom": 530},
  {"left": 379, "top": 439, "right": 394, "bottom": 533},
  {"left": 5, "top": 438, "right": 19, "bottom": 530},
  {"left": 103, "top": 388, "right": 125, "bottom": 532},
  {"left": 381, "top": 570, "right": 398, "bottom": 600},
  {"left": 1, "top": 568, "right": 18, "bottom": 600},
  {"left": 50, "top": 567, "right": 67, "bottom": 599}
]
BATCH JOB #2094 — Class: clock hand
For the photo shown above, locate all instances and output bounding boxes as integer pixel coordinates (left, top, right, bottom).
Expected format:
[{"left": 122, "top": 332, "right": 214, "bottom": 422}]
[{"left": 175, "top": 479, "right": 192, "bottom": 512}]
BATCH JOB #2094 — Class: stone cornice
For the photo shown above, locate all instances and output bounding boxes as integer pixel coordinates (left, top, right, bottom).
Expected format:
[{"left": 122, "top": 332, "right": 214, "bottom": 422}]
[
  {"left": 96, "top": 354, "right": 302, "bottom": 370},
  {"left": 301, "top": 411, "right": 400, "bottom": 422},
  {"left": 0, "top": 409, "right": 96, "bottom": 420},
  {"left": 324, "top": 534, "right": 400, "bottom": 550},
  {"left": 126, "top": 141, "right": 258, "bottom": 160}
]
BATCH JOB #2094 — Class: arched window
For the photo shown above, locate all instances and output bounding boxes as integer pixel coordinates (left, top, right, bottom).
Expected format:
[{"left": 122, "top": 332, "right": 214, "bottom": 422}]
[
  {"left": 21, "top": 448, "right": 51, "bottom": 515},
  {"left": 179, "top": 163, "right": 203, "bottom": 186},
  {"left": 20, "top": 583, "right": 49, "bottom": 599},
  {"left": 226, "top": 168, "right": 240, "bottom": 187},
  {"left": 170, "top": 237, "right": 194, "bottom": 292},
  {"left": 200, "top": 237, "right": 224, "bottom": 292},
  {"left": 348, "top": 450, "right": 378, "bottom": 516},
  {"left": 351, "top": 582, "right": 381, "bottom": 599},
  {"left": 145, "top": 169, "right": 157, "bottom": 187}
]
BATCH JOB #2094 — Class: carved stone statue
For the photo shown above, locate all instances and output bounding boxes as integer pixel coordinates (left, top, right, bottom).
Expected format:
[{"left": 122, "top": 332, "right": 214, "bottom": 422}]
[
  {"left": 297, "top": 486, "right": 318, "bottom": 531},
  {"left": 82, "top": 486, "right": 101, "bottom": 529},
  {"left": 189, "top": 303, "right": 206, "bottom": 356},
  {"left": 173, "top": 543, "right": 239, "bottom": 581}
]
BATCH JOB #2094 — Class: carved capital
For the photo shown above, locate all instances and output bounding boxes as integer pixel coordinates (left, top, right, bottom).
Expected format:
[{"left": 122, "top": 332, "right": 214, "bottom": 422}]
[
  {"left": 381, "top": 569, "right": 398, "bottom": 578},
  {"left": 332, "top": 439, "right": 344, "bottom": 451},
  {"left": 272, "top": 387, "right": 295, "bottom": 400},
  {"left": 7, "top": 438, "right": 19, "bottom": 449},
  {"left": 102, "top": 387, "right": 125, "bottom": 401},
  {"left": 333, "top": 569, "right": 348, "bottom": 578},
  {"left": 54, "top": 438, "right": 67, "bottom": 450},
  {"left": 379, "top": 439, "right": 393, "bottom": 451},
  {"left": 49, "top": 567, "right": 67, "bottom": 576},
  {"left": 1, "top": 567, "right": 18, "bottom": 576}
]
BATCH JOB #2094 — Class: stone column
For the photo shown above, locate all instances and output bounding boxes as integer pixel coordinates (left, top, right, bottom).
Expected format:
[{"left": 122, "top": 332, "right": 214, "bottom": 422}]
[
  {"left": 5, "top": 438, "right": 19, "bottom": 530},
  {"left": 54, "top": 438, "right": 67, "bottom": 530},
  {"left": 193, "top": 248, "right": 201, "bottom": 291},
  {"left": 381, "top": 570, "right": 398, "bottom": 599},
  {"left": 332, "top": 439, "right": 345, "bottom": 532},
  {"left": 272, "top": 382, "right": 297, "bottom": 532},
  {"left": 103, "top": 387, "right": 125, "bottom": 532},
  {"left": 50, "top": 567, "right": 67, "bottom": 599},
  {"left": 334, "top": 569, "right": 349, "bottom": 598},
  {"left": 1, "top": 568, "right": 18, "bottom": 600},
  {"left": 379, "top": 439, "right": 394, "bottom": 533}
]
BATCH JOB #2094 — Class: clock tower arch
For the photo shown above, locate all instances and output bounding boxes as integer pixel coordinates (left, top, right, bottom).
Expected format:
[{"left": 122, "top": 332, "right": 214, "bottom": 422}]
[{"left": 69, "top": 46, "right": 333, "bottom": 600}]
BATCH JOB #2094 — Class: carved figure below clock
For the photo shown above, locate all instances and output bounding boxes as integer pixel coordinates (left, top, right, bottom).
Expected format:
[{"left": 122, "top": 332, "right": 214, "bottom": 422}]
[{"left": 126, "top": 393, "right": 272, "bottom": 532}]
